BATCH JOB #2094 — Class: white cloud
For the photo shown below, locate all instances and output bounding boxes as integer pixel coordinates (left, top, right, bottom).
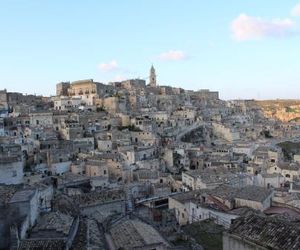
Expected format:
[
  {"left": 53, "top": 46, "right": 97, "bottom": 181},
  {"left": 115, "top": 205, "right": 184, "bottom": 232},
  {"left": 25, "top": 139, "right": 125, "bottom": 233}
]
[
  {"left": 231, "top": 14, "right": 296, "bottom": 41},
  {"left": 291, "top": 4, "right": 300, "bottom": 17},
  {"left": 98, "top": 60, "right": 119, "bottom": 71},
  {"left": 158, "top": 50, "right": 188, "bottom": 61},
  {"left": 113, "top": 75, "right": 125, "bottom": 82}
]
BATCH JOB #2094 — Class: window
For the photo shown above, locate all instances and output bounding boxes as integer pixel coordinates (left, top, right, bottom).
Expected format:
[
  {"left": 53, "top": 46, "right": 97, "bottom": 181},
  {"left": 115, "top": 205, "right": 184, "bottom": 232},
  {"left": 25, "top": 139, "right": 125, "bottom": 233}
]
[
  {"left": 12, "top": 170, "right": 17, "bottom": 177},
  {"left": 36, "top": 120, "right": 39, "bottom": 125}
]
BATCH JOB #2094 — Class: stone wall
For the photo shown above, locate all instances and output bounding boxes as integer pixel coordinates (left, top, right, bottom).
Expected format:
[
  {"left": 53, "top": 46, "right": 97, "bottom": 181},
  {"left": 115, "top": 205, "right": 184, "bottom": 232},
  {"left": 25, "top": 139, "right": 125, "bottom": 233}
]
[
  {"left": 223, "top": 232, "right": 266, "bottom": 250},
  {"left": 0, "top": 160, "right": 23, "bottom": 185}
]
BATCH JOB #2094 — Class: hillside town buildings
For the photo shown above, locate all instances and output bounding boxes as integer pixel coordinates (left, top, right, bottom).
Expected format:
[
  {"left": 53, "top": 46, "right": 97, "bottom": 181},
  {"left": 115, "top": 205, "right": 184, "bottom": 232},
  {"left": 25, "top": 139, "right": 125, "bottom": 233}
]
[{"left": 1, "top": 66, "right": 300, "bottom": 249}]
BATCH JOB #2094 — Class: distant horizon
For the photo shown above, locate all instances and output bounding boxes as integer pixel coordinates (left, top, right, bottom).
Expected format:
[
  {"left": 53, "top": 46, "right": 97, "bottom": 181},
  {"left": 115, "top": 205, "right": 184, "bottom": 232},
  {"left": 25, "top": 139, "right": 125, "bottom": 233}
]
[
  {"left": 3, "top": 79, "right": 300, "bottom": 102},
  {"left": 1, "top": 1, "right": 300, "bottom": 99}
]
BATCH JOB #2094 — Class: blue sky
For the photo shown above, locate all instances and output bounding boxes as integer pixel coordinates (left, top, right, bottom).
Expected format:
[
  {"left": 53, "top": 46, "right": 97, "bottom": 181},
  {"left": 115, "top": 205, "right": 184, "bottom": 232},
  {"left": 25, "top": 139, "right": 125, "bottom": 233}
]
[{"left": 0, "top": 1, "right": 300, "bottom": 99}]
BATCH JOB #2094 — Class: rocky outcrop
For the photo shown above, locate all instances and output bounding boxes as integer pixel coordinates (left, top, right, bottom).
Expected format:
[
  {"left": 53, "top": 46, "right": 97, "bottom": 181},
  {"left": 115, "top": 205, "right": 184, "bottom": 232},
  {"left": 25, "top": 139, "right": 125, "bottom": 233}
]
[{"left": 256, "top": 100, "right": 300, "bottom": 122}]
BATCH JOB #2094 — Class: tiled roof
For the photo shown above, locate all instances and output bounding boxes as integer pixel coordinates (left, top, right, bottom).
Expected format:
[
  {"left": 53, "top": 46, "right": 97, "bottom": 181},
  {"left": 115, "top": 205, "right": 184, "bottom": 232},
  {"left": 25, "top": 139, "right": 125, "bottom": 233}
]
[
  {"left": 0, "top": 185, "right": 20, "bottom": 205},
  {"left": 18, "top": 239, "right": 65, "bottom": 250},
  {"left": 9, "top": 189, "right": 36, "bottom": 203},
  {"left": 278, "top": 162, "right": 300, "bottom": 171},
  {"left": 208, "top": 185, "right": 273, "bottom": 202},
  {"left": 234, "top": 185, "right": 273, "bottom": 202},
  {"left": 136, "top": 169, "right": 159, "bottom": 179},
  {"left": 73, "top": 189, "right": 124, "bottom": 206},
  {"left": 32, "top": 211, "right": 74, "bottom": 236},
  {"left": 171, "top": 190, "right": 204, "bottom": 203},
  {"left": 229, "top": 214, "right": 300, "bottom": 250},
  {"left": 110, "top": 219, "right": 170, "bottom": 250}
]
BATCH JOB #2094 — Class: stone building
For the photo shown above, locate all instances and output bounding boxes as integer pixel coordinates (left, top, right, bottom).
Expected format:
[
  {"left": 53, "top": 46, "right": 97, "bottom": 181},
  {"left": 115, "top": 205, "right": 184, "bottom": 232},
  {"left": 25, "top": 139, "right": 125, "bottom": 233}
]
[
  {"left": 56, "top": 79, "right": 114, "bottom": 106},
  {"left": 56, "top": 81, "right": 70, "bottom": 96},
  {"left": 208, "top": 185, "right": 274, "bottom": 212},
  {"left": 60, "top": 120, "right": 83, "bottom": 140},
  {"left": 120, "top": 79, "right": 146, "bottom": 91},
  {"left": 149, "top": 65, "right": 157, "bottom": 87},
  {"left": 212, "top": 122, "right": 240, "bottom": 142},
  {"left": 85, "top": 158, "right": 109, "bottom": 178},
  {"left": 0, "top": 89, "right": 9, "bottom": 116},
  {"left": 52, "top": 96, "right": 81, "bottom": 111},
  {"left": 0, "top": 143, "right": 24, "bottom": 185},
  {"left": 30, "top": 111, "right": 53, "bottom": 127},
  {"left": 67, "top": 79, "right": 99, "bottom": 105},
  {"left": 107, "top": 218, "right": 170, "bottom": 250},
  {"left": 9, "top": 189, "right": 39, "bottom": 228},
  {"left": 193, "top": 89, "right": 219, "bottom": 100},
  {"left": 267, "top": 162, "right": 300, "bottom": 182},
  {"left": 19, "top": 211, "right": 78, "bottom": 250},
  {"left": 223, "top": 214, "right": 300, "bottom": 250},
  {"left": 0, "top": 118, "right": 4, "bottom": 136}
]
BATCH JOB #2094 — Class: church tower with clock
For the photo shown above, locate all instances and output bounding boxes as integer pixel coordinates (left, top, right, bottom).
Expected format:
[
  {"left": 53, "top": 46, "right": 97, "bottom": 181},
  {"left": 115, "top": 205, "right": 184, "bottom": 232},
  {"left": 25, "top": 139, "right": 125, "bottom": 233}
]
[{"left": 149, "top": 65, "right": 157, "bottom": 87}]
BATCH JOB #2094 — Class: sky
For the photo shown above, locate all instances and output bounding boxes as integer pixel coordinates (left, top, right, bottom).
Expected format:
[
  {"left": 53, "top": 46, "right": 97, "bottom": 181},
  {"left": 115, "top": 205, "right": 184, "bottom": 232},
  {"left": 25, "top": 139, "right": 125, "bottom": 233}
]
[{"left": 0, "top": 1, "right": 300, "bottom": 100}]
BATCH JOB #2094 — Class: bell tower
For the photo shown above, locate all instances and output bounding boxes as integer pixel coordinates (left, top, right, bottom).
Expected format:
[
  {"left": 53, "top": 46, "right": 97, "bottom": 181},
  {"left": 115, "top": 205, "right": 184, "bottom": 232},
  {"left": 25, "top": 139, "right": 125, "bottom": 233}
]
[{"left": 149, "top": 65, "right": 157, "bottom": 87}]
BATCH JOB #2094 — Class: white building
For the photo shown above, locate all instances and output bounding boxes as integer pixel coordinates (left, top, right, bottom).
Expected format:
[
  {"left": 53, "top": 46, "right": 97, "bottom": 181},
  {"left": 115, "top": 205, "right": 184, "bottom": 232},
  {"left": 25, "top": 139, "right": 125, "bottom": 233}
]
[{"left": 53, "top": 96, "right": 82, "bottom": 111}]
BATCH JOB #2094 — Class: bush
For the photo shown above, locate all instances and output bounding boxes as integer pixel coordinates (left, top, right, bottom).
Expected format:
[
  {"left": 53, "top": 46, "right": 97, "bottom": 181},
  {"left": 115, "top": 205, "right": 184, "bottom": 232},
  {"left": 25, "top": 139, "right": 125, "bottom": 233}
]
[{"left": 118, "top": 125, "right": 142, "bottom": 132}]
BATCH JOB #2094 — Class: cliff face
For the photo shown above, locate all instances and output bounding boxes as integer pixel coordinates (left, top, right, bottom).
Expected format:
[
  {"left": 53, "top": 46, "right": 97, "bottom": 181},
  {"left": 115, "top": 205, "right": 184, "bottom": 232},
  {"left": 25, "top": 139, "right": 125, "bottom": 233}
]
[{"left": 256, "top": 100, "right": 300, "bottom": 122}]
